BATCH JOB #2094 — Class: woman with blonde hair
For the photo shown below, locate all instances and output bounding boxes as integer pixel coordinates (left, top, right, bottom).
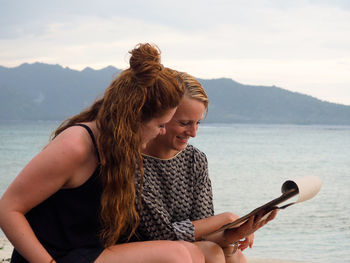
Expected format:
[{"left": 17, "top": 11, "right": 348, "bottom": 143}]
[
  {"left": 138, "top": 72, "right": 277, "bottom": 263},
  {"left": 0, "top": 44, "right": 204, "bottom": 263}
]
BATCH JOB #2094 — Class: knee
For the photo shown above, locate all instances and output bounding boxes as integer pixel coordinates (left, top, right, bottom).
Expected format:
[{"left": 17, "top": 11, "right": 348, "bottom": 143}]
[
  {"left": 167, "top": 241, "right": 204, "bottom": 263},
  {"left": 177, "top": 241, "right": 205, "bottom": 263},
  {"left": 225, "top": 249, "right": 247, "bottom": 263},
  {"left": 197, "top": 240, "right": 225, "bottom": 263},
  {"left": 236, "top": 249, "right": 247, "bottom": 262}
]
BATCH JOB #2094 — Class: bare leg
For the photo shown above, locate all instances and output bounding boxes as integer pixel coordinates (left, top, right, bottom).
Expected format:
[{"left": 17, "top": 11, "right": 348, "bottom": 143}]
[
  {"left": 194, "top": 241, "right": 226, "bottom": 263},
  {"left": 195, "top": 241, "right": 247, "bottom": 263},
  {"left": 223, "top": 247, "right": 247, "bottom": 263},
  {"left": 178, "top": 241, "right": 206, "bottom": 263},
  {"left": 95, "top": 240, "right": 205, "bottom": 263}
]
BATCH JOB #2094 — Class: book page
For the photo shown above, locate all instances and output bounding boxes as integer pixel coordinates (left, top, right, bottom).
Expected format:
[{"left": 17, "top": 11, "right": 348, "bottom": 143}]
[
  {"left": 282, "top": 175, "right": 322, "bottom": 204},
  {"left": 209, "top": 175, "right": 322, "bottom": 234}
]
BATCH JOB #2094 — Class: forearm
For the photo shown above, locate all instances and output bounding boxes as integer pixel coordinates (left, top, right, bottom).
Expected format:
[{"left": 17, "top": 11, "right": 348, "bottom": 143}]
[
  {"left": 192, "top": 212, "right": 237, "bottom": 242},
  {"left": 0, "top": 211, "right": 54, "bottom": 263},
  {"left": 200, "top": 228, "right": 242, "bottom": 248},
  {"left": 205, "top": 210, "right": 279, "bottom": 248}
]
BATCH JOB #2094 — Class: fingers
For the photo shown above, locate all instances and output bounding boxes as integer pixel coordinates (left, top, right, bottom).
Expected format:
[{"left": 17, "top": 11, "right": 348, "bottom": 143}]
[
  {"left": 255, "top": 209, "right": 278, "bottom": 228},
  {"left": 236, "top": 209, "right": 277, "bottom": 241},
  {"left": 262, "top": 210, "right": 278, "bottom": 226},
  {"left": 253, "top": 212, "right": 266, "bottom": 230},
  {"left": 237, "top": 233, "right": 254, "bottom": 251},
  {"left": 238, "top": 239, "right": 249, "bottom": 251},
  {"left": 248, "top": 233, "right": 254, "bottom": 248},
  {"left": 267, "top": 209, "right": 278, "bottom": 221}
]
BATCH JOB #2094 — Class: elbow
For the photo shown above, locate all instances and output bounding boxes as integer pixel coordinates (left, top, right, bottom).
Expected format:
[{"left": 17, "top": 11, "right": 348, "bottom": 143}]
[
  {"left": 0, "top": 197, "right": 20, "bottom": 229},
  {"left": 0, "top": 199, "right": 6, "bottom": 229}
]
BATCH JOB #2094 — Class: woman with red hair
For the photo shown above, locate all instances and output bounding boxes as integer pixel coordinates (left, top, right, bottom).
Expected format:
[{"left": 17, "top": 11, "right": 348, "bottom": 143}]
[{"left": 0, "top": 44, "right": 204, "bottom": 263}]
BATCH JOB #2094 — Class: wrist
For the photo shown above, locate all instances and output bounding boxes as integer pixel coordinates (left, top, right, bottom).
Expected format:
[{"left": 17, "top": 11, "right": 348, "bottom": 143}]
[
  {"left": 223, "top": 242, "right": 239, "bottom": 256},
  {"left": 222, "top": 229, "right": 236, "bottom": 247},
  {"left": 223, "top": 227, "right": 241, "bottom": 245}
]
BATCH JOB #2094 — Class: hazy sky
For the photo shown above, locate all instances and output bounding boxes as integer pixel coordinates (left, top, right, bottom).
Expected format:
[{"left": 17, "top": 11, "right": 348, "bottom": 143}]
[{"left": 1, "top": 0, "right": 350, "bottom": 105}]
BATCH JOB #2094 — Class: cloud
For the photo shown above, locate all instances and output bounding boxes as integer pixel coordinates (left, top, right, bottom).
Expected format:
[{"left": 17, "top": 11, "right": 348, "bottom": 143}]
[{"left": 0, "top": 0, "right": 350, "bottom": 104}]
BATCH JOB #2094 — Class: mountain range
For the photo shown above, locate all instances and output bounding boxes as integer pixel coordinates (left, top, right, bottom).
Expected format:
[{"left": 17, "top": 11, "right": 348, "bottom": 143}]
[{"left": 1, "top": 62, "right": 349, "bottom": 125}]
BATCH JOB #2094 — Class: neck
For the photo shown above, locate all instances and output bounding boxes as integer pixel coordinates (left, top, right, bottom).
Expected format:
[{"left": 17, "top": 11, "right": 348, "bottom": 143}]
[{"left": 142, "top": 141, "right": 180, "bottom": 159}]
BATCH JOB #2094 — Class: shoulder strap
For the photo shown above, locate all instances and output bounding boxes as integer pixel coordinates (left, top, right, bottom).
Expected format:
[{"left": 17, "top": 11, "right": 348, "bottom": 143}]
[{"left": 72, "top": 124, "right": 101, "bottom": 163}]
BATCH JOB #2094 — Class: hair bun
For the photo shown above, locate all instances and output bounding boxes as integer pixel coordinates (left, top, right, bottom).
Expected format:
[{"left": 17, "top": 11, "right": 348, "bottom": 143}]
[{"left": 129, "top": 43, "right": 163, "bottom": 87}]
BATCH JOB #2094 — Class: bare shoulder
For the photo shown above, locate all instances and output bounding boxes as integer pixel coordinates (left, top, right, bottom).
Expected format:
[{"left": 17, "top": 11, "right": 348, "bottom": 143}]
[
  {"left": 46, "top": 123, "right": 99, "bottom": 188},
  {"left": 0, "top": 123, "right": 100, "bottom": 214},
  {"left": 48, "top": 124, "right": 96, "bottom": 163}
]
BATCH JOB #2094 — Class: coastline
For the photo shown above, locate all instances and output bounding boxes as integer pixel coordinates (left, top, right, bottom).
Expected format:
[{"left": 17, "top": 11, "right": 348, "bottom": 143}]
[{"left": 0, "top": 237, "right": 312, "bottom": 263}]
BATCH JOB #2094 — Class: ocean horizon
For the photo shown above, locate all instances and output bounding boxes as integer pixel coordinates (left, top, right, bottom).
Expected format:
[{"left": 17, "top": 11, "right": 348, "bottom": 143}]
[{"left": 1, "top": 121, "right": 349, "bottom": 262}]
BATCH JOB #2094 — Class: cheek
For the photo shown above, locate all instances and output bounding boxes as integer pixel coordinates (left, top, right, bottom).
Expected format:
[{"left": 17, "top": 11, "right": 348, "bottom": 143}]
[
  {"left": 152, "top": 127, "right": 161, "bottom": 137},
  {"left": 173, "top": 126, "right": 185, "bottom": 135},
  {"left": 154, "top": 128, "right": 160, "bottom": 137},
  {"left": 141, "top": 126, "right": 155, "bottom": 143}
]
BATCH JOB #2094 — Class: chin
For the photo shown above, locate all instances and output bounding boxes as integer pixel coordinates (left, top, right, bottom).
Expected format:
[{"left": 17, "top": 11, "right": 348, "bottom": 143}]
[
  {"left": 141, "top": 143, "right": 147, "bottom": 150},
  {"left": 174, "top": 143, "right": 187, "bottom": 152}
]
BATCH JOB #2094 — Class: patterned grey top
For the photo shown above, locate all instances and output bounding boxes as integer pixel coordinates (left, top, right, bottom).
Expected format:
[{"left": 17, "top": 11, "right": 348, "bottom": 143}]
[{"left": 135, "top": 144, "right": 214, "bottom": 242}]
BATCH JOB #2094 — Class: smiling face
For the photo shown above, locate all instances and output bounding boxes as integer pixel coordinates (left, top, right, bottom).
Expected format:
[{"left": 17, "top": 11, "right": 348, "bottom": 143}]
[
  {"left": 140, "top": 107, "right": 177, "bottom": 150},
  {"left": 145, "top": 95, "right": 206, "bottom": 158}
]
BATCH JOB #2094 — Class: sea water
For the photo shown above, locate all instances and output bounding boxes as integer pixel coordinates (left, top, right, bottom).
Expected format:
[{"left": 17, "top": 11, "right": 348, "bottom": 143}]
[{"left": 0, "top": 121, "right": 349, "bottom": 263}]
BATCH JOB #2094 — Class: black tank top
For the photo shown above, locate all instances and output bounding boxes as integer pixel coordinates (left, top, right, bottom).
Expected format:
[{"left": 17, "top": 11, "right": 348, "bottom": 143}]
[{"left": 11, "top": 124, "right": 103, "bottom": 262}]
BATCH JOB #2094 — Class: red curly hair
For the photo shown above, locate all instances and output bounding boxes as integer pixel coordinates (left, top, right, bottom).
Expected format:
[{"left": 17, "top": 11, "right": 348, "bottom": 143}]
[{"left": 52, "top": 43, "right": 184, "bottom": 247}]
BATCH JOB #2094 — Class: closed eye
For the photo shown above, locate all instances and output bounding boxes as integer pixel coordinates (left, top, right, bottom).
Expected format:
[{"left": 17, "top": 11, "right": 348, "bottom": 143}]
[
  {"left": 179, "top": 121, "right": 201, "bottom": 126},
  {"left": 179, "top": 121, "right": 190, "bottom": 126}
]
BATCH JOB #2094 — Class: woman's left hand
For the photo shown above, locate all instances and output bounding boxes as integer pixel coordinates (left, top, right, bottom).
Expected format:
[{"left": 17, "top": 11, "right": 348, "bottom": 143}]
[
  {"left": 238, "top": 233, "right": 254, "bottom": 251},
  {"left": 223, "top": 209, "right": 277, "bottom": 244}
]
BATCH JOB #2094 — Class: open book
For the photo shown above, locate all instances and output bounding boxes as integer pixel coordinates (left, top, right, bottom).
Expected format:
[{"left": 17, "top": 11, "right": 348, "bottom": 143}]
[{"left": 209, "top": 175, "right": 322, "bottom": 234}]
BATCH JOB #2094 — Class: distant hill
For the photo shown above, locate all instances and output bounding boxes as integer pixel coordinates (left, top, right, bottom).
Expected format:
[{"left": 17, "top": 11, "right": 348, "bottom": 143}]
[
  {"left": 0, "top": 63, "right": 120, "bottom": 121},
  {"left": 201, "top": 78, "right": 350, "bottom": 124},
  {"left": 0, "top": 63, "right": 349, "bottom": 125}
]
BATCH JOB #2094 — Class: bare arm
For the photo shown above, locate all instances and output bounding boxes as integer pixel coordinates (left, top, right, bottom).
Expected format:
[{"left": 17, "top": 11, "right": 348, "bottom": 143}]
[
  {"left": 198, "top": 210, "right": 277, "bottom": 247},
  {"left": 0, "top": 126, "right": 97, "bottom": 263},
  {"left": 193, "top": 209, "right": 277, "bottom": 253},
  {"left": 192, "top": 212, "right": 238, "bottom": 241}
]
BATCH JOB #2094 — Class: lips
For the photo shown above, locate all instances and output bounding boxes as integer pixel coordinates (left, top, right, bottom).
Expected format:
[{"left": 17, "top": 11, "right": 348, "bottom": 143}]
[{"left": 176, "top": 136, "right": 189, "bottom": 144}]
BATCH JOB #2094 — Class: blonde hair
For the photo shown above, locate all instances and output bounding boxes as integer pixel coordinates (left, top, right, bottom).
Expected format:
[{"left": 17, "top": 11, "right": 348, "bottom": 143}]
[{"left": 179, "top": 72, "right": 208, "bottom": 115}]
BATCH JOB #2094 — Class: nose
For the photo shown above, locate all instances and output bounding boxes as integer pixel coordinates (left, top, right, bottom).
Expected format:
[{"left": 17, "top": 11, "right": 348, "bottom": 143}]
[
  {"left": 187, "top": 125, "right": 197, "bottom": 137},
  {"left": 159, "top": 127, "right": 166, "bottom": 135}
]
